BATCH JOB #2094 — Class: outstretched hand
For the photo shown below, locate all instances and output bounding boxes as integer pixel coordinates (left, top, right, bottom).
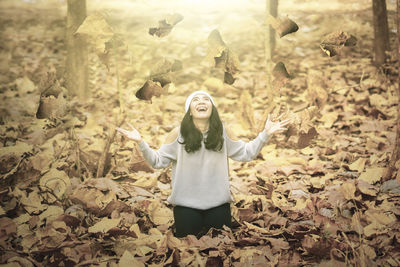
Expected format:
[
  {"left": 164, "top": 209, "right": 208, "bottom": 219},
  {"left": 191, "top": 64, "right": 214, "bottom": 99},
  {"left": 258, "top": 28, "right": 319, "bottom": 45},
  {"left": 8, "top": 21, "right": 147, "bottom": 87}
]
[
  {"left": 116, "top": 123, "right": 142, "bottom": 143},
  {"left": 264, "top": 114, "right": 291, "bottom": 135}
]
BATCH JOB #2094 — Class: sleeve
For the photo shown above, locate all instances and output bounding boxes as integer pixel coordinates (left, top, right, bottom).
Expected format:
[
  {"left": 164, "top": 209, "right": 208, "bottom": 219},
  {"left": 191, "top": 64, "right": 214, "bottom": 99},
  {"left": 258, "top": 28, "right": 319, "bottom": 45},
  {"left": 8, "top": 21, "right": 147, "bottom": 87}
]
[
  {"left": 137, "top": 140, "right": 177, "bottom": 169},
  {"left": 226, "top": 130, "right": 270, "bottom": 162}
]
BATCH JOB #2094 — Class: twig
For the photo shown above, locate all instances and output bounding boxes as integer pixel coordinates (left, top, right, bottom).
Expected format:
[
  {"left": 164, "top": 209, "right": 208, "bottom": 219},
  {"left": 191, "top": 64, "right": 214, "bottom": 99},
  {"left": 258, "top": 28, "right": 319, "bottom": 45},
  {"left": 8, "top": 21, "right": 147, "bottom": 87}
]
[
  {"left": 96, "top": 115, "right": 126, "bottom": 178},
  {"left": 76, "top": 256, "right": 119, "bottom": 267}
]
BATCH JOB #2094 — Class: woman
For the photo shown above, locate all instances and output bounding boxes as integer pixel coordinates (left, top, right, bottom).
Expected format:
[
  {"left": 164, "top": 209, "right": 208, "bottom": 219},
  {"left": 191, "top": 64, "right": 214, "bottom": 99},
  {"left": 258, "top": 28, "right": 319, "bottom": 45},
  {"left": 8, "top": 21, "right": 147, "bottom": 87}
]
[{"left": 117, "top": 91, "right": 290, "bottom": 237}]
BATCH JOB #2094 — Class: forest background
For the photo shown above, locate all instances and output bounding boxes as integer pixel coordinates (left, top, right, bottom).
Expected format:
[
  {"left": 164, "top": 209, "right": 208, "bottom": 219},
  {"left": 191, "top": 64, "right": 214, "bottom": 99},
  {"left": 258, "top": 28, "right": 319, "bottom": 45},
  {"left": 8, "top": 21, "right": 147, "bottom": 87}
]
[{"left": 0, "top": 0, "right": 399, "bottom": 266}]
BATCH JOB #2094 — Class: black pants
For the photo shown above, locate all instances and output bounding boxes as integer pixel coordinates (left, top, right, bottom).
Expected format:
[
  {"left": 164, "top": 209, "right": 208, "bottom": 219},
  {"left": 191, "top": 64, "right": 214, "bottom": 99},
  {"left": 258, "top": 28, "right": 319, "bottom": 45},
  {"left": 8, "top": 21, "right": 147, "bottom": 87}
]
[{"left": 173, "top": 203, "right": 232, "bottom": 237}]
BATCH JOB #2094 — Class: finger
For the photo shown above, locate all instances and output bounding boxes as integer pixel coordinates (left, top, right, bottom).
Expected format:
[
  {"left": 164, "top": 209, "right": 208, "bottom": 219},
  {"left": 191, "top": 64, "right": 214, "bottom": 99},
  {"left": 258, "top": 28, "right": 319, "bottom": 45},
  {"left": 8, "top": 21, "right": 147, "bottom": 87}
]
[
  {"left": 280, "top": 120, "right": 291, "bottom": 126},
  {"left": 277, "top": 113, "right": 284, "bottom": 120},
  {"left": 116, "top": 128, "right": 128, "bottom": 135},
  {"left": 127, "top": 122, "right": 135, "bottom": 130}
]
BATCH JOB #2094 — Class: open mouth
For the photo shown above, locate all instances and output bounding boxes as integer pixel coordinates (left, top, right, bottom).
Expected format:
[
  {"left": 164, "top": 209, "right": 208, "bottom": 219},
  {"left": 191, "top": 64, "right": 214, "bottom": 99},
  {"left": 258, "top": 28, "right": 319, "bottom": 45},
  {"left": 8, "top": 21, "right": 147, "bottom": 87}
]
[{"left": 196, "top": 106, "right": 208, "bottom": 112}]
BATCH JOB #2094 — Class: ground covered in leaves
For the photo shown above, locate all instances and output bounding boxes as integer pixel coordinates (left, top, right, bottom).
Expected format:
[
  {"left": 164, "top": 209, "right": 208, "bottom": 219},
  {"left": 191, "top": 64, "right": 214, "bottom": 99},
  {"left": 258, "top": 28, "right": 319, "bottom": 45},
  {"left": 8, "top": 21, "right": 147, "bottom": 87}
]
[{"left": 0, "top": 0, "right": 400, "bottom": 266}]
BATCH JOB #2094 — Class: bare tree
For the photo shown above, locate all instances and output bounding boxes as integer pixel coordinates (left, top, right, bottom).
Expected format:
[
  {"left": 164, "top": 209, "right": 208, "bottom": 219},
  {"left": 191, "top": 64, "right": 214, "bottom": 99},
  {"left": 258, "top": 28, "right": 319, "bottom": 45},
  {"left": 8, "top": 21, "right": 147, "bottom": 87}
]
[
  {"left": 372, "top": 0, "right": 390, "bottom": 66},
  {"left": 66, "top": 0, "right": 88, "bottom": 99},
  {"left": 384, "top": 0, "right": 400, "bottom": 182},
  {"left": 265, "top": 0, "right": 278, "bottom": 102},
  {"left": 265, "top": 0, "right": 278, "bottom": 60}
]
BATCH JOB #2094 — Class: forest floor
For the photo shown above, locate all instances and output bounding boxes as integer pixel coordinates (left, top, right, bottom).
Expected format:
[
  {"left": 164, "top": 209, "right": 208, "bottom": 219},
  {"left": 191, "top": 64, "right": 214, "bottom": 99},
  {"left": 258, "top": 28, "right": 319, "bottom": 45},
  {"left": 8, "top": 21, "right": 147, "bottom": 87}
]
[{"left": 0, "top": 0, "right": 399, "bottom": 266}]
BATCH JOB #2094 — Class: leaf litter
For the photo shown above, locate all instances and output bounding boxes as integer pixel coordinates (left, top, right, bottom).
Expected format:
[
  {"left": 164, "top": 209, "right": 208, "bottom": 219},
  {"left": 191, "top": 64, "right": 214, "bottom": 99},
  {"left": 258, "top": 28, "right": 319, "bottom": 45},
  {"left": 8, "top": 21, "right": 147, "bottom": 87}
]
[{"left": 0, "top": 0, "right": 399, "bottom": 266}]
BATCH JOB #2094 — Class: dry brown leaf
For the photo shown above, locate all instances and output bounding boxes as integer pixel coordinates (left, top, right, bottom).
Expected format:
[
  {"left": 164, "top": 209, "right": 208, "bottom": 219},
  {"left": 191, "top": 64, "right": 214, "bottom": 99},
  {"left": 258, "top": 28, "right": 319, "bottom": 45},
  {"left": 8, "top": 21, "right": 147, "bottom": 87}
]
[
  {"left": 266, "top": 15, "right": 299, "bottom": 37},
  {"left": 149, "top": 13, "right": 183, "bottom": 37},
  {"left": 205, "top": 29, "right": 240, "bottom": 83},
  {"left": 75, "top": 12, "right": 115, "bottom": 65},
  {"left": 39, "top": 206, "right": 64, "bottom": 224},
  {"left": 239, "top": 90, "right": 256, "bottom": 131},
  {"left": 88, "top": 218, "right": 121, "bottom": 233},
  {"left": 6, "top": 257, "right": 34, "bottom": 267},
  {"left": 40, "top": 169, "right": 71, "bottom": 203},
  {"left": 272, "top": 61, "right": 291, "bottom": 91},
  {"left": 129, "top": 145, "right": 154, "bottom": 173},
  {"left": 36, "top": 92, "right": 68, "bottom": 119},
  {"left": 135, "top": 80, "right": 165, "bottom": 102},
  {"left": 148, "top": 200, "right": 173, "bottom": 225},
  {"left": 339, "top": 181, "right": 360, "bottom": 201},
  {"left": 0, "top": 217, "right": 17, "bottom": 239},
  {"left": 119, "top": 250, "right": 145, "bottom": 267},
  {"left": 358, "top": 168, "right": 384, "bottom": 184},
  {"left": 349, "top": 158, "right": 367, "bottom": 173},
  {"left": 320, "top": 31, "right": 357, "bottom": 57},
  {"left": 357, "top": 180, "right": 378, "bottom": 196}
]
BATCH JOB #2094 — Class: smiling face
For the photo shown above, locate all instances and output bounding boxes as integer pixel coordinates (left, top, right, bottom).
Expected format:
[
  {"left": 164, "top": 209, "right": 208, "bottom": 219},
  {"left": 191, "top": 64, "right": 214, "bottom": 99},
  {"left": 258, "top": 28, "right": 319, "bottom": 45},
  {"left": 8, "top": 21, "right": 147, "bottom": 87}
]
[{"left": 189, "top": 94, "right": 213, "bottom": 120}]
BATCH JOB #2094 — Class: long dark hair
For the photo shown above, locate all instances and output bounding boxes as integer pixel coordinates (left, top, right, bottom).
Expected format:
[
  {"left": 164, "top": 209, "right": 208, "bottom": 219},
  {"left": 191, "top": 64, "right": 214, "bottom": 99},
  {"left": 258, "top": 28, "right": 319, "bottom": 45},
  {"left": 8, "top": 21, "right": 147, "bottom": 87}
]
[{"left": 179, "top": 105, "right": 224, "bottom": 153}]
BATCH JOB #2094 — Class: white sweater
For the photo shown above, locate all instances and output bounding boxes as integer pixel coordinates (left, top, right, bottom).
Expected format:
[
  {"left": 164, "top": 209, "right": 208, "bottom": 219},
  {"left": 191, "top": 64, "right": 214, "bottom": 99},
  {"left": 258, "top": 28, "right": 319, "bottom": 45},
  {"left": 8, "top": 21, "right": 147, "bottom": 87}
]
[{"left": 138, "top": 127, "right": 270, "bottom": 210}]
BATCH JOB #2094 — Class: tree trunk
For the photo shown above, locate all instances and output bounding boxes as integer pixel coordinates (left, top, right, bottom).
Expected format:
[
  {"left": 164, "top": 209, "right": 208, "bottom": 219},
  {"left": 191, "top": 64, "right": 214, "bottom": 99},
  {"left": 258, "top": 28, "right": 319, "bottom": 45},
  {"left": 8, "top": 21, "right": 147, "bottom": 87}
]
[
  {"left": 66, "top": 0, "right": 88, "bottom": 99},
  {"left": 265, "top": 0, "right": 278, "bottom": 100},
  {"left": 265, "top": 0, "right": 278, "bottom": 60},
  {"left": 372, "top": 0, "right": 390, "bottom": 66},
  {"left": 384, "top": 0, "right": 400, "bottom": 182}
]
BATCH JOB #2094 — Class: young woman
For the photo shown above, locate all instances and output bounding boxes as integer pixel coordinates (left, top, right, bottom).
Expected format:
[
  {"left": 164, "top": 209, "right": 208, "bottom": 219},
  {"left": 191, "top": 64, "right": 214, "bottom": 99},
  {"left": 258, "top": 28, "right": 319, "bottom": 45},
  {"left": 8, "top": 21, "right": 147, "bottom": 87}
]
[{"left": 117, "top": 91, "right": 290, "bottom": 237}]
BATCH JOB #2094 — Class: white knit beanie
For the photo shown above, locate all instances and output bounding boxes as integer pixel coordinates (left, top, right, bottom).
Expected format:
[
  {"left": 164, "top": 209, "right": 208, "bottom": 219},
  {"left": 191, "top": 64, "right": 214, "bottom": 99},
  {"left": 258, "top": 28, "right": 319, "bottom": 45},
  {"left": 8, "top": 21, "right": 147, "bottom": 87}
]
[{"left": 184, "top": 90, "right": 215, "bottom": 112}]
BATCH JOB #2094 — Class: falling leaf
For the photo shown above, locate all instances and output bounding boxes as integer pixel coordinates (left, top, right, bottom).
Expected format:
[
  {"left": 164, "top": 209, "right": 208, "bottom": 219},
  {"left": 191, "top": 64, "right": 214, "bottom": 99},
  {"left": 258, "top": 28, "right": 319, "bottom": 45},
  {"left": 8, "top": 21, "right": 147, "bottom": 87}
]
[
  {"left": 149, "top": 13, "right": 183, "bottom": 37},
  {"left": 320, "top": 31, "right": 357, "bottom": 56},
  {"left": 307, "top": 70, "right": 328, "bottom": 108},
  {"left": 297, "top": 127, "right": 317, "bottom": 148},
  {"left": 75, "top": 12, "right": 116, "bottom": 66},
  {"left": 239, "top": 90, "right": 256, "bottom": 131},
  {"left": 272, "top": 62, "right": 291, "bottom": 90},
  {"left": 205, "top": 29, "right": 240, "bottom": 83},
  {"left": 266, "top": 15, "right": 299, "bottom": 37},
  {"left": 224, "top": 71, "right": 235, "bottom": 85},
  {"left": 36, "top": 92, "right": 68, "bottom": 119},
  {"left": 135, "top": 80, "right": 165, "bottom": 102},
  {"left": 129, "top": 145, "right": 154, "bottom": 173}
]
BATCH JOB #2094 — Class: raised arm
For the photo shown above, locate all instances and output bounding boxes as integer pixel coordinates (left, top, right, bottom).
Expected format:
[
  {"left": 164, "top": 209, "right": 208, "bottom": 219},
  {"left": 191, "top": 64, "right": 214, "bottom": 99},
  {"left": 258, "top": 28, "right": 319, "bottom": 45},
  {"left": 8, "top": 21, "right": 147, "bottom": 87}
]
[
  {"left": 226, "top": 114, "right": 290, "bottom": 162},
  {"left": 226, "top": 127, "right": 270, "bottom": 162},
  {"left": 117, "top": 124, "right": 179, "bottom": 169}
]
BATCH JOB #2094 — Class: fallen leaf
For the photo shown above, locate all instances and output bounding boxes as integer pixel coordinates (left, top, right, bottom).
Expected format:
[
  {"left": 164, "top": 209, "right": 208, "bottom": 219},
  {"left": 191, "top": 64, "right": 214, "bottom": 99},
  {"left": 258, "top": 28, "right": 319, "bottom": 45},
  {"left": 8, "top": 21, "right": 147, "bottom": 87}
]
[
  {"left": 40, "top": 168, "right": 71, "bottom": 203},
  {"left": 88, "top": 218, "right": 121, "bottom": 233},
  {"left": 358, "top": 168, "right": 384, "bottom": 184},
  {"left": 349, "top": 158, "right": 367, "bottom": 173}
]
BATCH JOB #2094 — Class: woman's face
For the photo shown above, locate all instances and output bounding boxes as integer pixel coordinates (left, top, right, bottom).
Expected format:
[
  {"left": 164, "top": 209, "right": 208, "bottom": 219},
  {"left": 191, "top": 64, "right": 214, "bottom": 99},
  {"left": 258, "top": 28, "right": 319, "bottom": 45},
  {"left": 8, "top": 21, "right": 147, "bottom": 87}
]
[{"left": 189, "top": 94, "right": 213, "bottom": 120}]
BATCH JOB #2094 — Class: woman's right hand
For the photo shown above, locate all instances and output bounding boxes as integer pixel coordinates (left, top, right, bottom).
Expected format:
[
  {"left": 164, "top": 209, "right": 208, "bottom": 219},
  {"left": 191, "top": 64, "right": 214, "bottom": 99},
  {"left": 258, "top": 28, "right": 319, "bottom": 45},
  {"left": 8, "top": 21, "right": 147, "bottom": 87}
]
[{"left": 116, "top": 123, "right": 143, "bottom": 143}]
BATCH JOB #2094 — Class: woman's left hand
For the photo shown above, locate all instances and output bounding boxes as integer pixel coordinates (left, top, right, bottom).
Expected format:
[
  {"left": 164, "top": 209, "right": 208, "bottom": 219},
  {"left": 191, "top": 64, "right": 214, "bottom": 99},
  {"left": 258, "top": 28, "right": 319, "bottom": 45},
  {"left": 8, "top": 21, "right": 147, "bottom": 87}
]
[{"left": 264, "top": 114, "right": 291, "bottom": 135}]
